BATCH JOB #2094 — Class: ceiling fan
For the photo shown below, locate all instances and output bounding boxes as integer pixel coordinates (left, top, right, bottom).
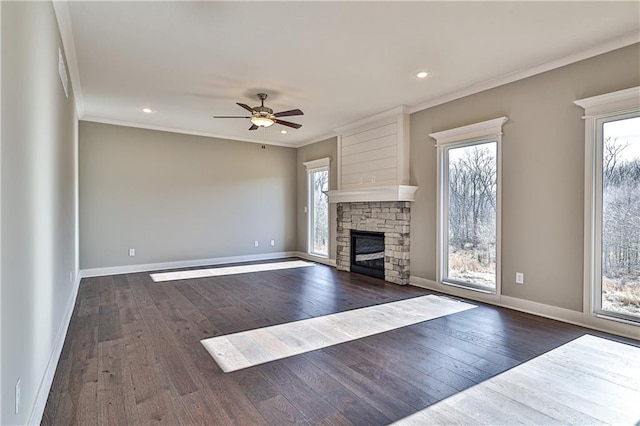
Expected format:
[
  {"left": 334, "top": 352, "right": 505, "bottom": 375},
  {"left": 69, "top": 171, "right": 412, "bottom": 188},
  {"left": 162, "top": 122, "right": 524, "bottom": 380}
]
[{"left": 213, "top": 93, "right": 304, "bottom": 131}]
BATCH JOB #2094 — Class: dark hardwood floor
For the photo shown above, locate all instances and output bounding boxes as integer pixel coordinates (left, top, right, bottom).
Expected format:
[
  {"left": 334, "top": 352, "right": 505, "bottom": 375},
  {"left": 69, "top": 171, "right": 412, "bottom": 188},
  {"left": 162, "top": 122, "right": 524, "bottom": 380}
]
[{"left": 41, "top": 258, "right": 631, "bottom": 425}]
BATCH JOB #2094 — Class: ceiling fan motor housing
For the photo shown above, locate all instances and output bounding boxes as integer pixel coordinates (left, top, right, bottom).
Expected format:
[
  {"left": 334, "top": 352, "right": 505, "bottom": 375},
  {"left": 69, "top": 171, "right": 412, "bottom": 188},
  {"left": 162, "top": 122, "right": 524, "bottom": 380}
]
[
  {"left": 254, "top": 93, "right": 273, "bottom": 117},
  {"left": 253, "top": 106, "right": 274, "bottom": 117}
]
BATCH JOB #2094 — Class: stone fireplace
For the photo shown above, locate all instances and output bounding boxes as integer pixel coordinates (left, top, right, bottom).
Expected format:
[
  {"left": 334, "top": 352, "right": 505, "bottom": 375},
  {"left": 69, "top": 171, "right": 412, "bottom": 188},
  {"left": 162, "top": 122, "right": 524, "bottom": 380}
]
[
  {"left": 336, "top": 201, "right": 411, "bottom": 285},
  {"left": 325, "top": 106, "right": 416, "bottom": 285}
]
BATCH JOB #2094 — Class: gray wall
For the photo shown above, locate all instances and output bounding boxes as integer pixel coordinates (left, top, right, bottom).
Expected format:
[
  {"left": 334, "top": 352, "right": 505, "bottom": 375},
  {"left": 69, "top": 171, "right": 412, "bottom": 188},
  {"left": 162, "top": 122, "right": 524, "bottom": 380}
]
[
  {"left": 296, "top": 137, "right": 338, "bottom": 260},
  {"left": 79, "top": 122, "right": 297, "bottom": 269},
  {"left": 410, "top": 43, "right": 640, "bottom": 311},
  {"left": 1, "top": 1, "right": 78, "bottom": 424}
]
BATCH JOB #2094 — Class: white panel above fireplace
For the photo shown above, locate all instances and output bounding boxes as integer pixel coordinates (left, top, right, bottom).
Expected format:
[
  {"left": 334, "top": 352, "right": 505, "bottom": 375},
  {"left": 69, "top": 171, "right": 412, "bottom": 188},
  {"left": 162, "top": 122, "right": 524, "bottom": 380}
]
[{"left": 335, "top": 106, "right": 410, "bottom": 190}]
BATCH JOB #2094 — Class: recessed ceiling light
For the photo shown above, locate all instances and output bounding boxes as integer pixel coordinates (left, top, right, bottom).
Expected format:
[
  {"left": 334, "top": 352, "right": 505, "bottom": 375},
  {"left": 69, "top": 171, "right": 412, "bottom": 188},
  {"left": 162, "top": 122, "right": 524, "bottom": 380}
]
[
  {"left": 281, "top": 130, "right": 288, "bottom": 134},
  {"left": 416, "top": 71, "right": 430, "bottom": 79},
  {"left": 139, "top": 107, "right": 154, "bottom": 114}
]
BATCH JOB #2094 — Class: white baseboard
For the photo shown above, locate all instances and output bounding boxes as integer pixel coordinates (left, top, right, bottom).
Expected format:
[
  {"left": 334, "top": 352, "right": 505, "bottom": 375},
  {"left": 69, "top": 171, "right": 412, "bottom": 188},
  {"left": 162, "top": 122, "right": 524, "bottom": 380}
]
[
  {"left": 80, "top": 251, "right": 300, "bottom": 278},
  {"left": 28, "top": 271, "right": 82, "bottom": 425},
  {"left": 295, "top": 251, "right": 337, "bottom": 267},
  {"left": 410, "top": 276, "right": 639, "bottom": 341}
]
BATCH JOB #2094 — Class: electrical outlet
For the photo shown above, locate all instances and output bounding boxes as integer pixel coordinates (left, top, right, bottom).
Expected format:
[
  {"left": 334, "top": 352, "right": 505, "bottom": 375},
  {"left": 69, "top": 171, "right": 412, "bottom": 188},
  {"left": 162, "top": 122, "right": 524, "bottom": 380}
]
[
  {"left": 15, "top": 378, "right": 21, "bottom": 414},
  {"left": 304, "top": 206, "right": 308, "bottom": 213},
  {"left": 128, "top": 248, "right": 135, "bottom": 257},
  {"left": 254, "top": 241, "right": 259, "bottom": 248},
  {"left": 270, "top": 239, "right": 275, "bottom": 247},
  {"left": 516, "top": 272, "right": 524, "bottom": 284}
]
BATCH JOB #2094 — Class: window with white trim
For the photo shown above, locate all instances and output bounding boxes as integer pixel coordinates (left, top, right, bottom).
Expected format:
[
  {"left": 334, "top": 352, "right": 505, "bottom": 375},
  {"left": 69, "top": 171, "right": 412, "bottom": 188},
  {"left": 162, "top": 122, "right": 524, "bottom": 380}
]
[
  {"left": 430, "top": 117, "right": 508, "bottom": 294},
  {"left": 303, "top": 158, "right": 330, "bottom": 258},
  {"left": 575, "top": 87, "right": 640, "bottom": 324}
]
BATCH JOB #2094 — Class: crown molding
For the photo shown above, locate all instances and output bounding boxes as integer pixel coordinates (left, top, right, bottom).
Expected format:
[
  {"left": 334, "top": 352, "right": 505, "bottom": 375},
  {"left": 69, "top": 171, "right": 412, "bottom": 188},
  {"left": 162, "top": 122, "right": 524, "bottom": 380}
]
[
  {"left": 410, "top": 32, "right": 640, "bottom": 115},
  {"left": 52, "top": 0, "right": 85, "bottom": 118},
  {"left": 53, "top": 1, "right": 637, "bottom": 149},
  {"left": 81, "top": 116, "right": 298, "bottom": 148},
  {"left": 295, "top": 131, "right": 338, "bottom": 148}
]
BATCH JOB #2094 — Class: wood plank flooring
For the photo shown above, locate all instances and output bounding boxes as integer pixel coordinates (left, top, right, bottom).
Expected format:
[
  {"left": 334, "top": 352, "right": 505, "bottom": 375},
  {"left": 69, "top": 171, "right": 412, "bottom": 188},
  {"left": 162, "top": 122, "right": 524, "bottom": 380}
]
[{"left": 42, "top": 259, "right": 639, "bottom": 425}]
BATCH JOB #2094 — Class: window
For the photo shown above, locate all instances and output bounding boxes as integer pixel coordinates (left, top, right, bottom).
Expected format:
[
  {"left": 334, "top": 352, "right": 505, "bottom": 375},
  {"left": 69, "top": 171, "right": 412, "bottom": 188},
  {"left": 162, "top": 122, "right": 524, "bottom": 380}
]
[
  {"left": 576, "top": 87, "right": 640, "bottom": 325},
  {"left": 431, "top": 117, "right": 508, "bottom": 294},
  {"left": 600, "top": 115, "right": 640, "bottom": 321},
  {"left": 445, "top": 140, "right": 498, "bottom": 291},
  {"left": 303, "top": 158, "right": 330, "bottom": 257}
]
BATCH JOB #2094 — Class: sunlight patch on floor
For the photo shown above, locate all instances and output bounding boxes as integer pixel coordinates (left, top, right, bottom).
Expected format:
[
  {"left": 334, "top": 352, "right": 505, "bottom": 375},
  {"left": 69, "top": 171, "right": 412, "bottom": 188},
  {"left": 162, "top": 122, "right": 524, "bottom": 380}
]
[
  {"left": 201, "top": 294, "right": 476, "bottom": 372},
  {"left": 150, "top": 260, "right": 315, "bottom": 282},
  {"left": 393, "top": 334, "right": 640, "bottom": 425}
]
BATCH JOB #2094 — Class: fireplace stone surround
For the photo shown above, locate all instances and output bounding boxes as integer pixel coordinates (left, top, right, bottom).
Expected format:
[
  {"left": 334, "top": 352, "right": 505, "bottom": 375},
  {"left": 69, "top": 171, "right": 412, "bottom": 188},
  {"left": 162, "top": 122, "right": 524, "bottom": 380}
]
[{"left": 336, "top": 201, "right": 411, "bottom": 285}]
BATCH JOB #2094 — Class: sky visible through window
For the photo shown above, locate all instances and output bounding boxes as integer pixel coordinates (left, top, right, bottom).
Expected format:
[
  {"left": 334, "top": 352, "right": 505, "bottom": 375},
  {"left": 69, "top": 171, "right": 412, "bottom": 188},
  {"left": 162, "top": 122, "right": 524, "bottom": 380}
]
[{"left": 604, "top": 116, "right": 640, "bottom": 160}]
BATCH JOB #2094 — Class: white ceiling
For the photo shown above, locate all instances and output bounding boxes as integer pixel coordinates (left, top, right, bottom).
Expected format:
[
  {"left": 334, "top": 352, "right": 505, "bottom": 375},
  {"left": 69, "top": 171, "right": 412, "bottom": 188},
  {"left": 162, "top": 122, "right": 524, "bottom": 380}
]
[{"left": 59, "top": 1, "right": 640, "bottom": 147}]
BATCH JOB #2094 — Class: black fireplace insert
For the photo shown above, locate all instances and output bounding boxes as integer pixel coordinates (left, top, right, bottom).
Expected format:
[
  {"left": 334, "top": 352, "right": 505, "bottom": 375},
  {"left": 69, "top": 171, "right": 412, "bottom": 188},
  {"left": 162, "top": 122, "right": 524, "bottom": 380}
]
[{"left": 350, "top": 230, "right": 385, "bottom": 279}]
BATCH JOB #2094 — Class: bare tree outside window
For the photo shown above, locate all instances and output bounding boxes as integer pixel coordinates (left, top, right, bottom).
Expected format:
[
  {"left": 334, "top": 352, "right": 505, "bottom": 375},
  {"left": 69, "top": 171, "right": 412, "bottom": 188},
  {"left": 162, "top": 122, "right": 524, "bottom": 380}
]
[
  {"left": 446, "top": 142, "right": 497, "bottom": 290},
  {"left": 601, "top": 116, "right": 640, "bottom": 318},
  {"left": 311, "top": 169, "right": 329, "bottom": 256}
]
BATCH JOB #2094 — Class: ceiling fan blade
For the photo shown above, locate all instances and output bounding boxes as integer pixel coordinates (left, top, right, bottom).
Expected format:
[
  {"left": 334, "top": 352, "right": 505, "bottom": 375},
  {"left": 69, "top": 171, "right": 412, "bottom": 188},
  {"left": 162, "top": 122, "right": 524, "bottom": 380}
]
[
  {"left": 249, "top": 124, "right": 259, "bottom": 131},
  {"left": 237, "top": 103, "right": 254, "bottom": 113},
  {"left": 274, "top": 109, "right": 304, "bottom": 117},
  {"left": 213, "top": 116, "right": 251, "bottom": 118},
  {"left": 274, "top": 119, "right": 302, "bottom": 129}
]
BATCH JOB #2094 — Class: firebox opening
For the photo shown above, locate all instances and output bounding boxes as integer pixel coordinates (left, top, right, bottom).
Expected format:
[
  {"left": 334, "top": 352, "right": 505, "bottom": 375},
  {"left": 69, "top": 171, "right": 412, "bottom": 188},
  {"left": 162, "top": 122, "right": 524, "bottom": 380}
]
[{"left": 350, "top": 230, "right": 385, "bottom": 279}]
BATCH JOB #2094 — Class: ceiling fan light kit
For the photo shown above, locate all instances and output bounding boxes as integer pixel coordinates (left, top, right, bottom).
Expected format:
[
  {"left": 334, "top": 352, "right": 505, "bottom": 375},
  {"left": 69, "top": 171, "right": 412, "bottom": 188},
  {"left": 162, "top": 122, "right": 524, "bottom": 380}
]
[
  {"left": 214, "top": 93, "right": 303, "bottom": 131},
  {"left": 250, "top": 116, "right": 275, "bottom": 127}
]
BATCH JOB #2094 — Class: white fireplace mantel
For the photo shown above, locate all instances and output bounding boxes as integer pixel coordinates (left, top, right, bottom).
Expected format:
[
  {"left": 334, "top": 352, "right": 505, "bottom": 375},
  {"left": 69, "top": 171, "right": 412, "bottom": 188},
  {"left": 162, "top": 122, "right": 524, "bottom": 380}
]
[{"left": 326, "top": 185, "right": 418, "bottom": 203}]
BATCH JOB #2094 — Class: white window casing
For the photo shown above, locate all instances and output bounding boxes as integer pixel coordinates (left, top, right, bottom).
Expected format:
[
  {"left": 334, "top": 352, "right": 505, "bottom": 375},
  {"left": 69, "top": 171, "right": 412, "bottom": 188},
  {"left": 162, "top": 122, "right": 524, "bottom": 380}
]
[
  {"left": 303, "top": 158, "right": 331, "bottom": 258},
  {"left": 575, "top": 87, "right": 640, "bottom": 326},
  {"left": 303, "top": 157, "right": 331, "bottom": 172},
  {"left": 430, "top": 117, "right": 508, "bottom": 295}
]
